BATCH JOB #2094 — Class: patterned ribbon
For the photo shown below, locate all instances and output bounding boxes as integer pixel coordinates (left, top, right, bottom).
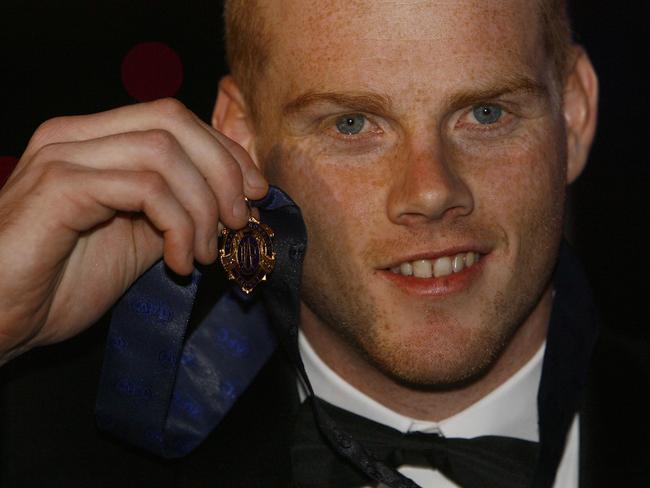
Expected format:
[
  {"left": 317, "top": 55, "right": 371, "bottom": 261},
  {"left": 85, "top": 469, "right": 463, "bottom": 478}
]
[{"left": 95, "top": 186, "right": 297, "bottom": 458}]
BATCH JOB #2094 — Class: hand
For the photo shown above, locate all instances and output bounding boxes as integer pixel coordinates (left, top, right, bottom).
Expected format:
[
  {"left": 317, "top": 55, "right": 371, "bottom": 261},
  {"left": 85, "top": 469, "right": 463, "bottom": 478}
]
[{"left": 0, "top": 98, "right": 267, "bottom": 364}]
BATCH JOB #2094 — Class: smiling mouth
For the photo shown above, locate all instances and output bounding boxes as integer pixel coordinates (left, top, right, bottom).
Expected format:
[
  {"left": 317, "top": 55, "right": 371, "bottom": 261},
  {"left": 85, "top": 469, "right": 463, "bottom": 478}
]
[{"left": 388, "top": 251, "right": 481, "bottom": 279}]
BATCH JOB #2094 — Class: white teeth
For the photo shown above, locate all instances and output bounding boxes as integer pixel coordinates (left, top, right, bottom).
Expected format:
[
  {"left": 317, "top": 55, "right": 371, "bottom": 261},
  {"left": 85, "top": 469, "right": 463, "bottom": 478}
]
[
  {"left": 412, "top": 259, "right": 432, "bottom": 278},
  {"left": 433, "top": 256, "right": 452, "bottom": 277},
  {"left": 452, "top": 254, "right": 465, "bottom": 273},
  {"left": 390, "top": 252, "right": 481, "bottom": 277},
  {"left": 399, "top": 262, "right": 413, "bottom": 276}
]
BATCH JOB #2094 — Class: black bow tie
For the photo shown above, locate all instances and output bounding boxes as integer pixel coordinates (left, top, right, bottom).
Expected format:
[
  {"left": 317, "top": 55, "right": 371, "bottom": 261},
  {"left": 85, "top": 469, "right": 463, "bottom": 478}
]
[{"left": 291, "top": 398, "right": 540, "bottom": 488}]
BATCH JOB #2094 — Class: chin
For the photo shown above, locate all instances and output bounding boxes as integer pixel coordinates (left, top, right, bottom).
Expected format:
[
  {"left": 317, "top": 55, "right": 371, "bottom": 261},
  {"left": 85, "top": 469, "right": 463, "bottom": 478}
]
[
  {"left": 355, "top": 317, "right": 509, "bottom": 388},
  {"left": 324, "top": 304, "right": 511, "bottom": 388}
]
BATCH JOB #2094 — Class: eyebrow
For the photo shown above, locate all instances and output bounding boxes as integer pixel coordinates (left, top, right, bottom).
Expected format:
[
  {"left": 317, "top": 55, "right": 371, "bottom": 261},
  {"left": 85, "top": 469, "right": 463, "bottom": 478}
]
[
  {"left": 283, "top": 91, "right": 394, "bottom": 116},
  {"left": 444, "top": 75, "right": 550, "bottom": 110},
  {"left": 282, "top": 75, "right": 549, "bottom": 116}
]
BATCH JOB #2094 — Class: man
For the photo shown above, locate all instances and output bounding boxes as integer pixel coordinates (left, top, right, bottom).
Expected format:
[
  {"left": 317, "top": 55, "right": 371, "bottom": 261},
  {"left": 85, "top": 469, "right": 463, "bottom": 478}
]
[{"left": 0, "top": 0, "right": 646, "bottom": 487}]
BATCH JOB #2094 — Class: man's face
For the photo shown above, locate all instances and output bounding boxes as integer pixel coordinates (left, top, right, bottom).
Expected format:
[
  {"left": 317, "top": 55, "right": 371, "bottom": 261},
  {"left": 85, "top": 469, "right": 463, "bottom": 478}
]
[{"left": 254, "top": 0, "right": 568, "bottom": 385}]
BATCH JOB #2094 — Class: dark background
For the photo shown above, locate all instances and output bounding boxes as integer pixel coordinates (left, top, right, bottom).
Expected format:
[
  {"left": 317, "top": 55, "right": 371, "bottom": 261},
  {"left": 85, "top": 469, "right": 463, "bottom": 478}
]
[{"left": 0, "top": 0, "right": 648, "bottom": 339}]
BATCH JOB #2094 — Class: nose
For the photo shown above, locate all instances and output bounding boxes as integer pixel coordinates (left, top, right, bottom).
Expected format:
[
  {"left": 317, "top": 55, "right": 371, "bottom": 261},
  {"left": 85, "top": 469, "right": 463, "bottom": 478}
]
[{"left": 387, "top": 140, "right": 474, "bottom": 226}]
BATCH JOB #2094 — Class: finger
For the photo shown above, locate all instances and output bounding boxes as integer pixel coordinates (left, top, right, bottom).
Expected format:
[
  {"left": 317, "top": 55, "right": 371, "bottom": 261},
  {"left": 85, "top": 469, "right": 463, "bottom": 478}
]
[
  {"left": 31, "top": 131, "right": 220, "bottom": 264},
  {"left": 24, "top": 99, "right": 259, "bottom": 228},
  {"left": 43, "top": 164, "right": 196, "bottom": 275},
  {"left": 190, "top": 113, "right": 269, "bottom": 199}
]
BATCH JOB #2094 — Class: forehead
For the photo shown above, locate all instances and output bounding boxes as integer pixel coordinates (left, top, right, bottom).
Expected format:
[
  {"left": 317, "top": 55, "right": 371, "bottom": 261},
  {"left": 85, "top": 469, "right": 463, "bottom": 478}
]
[{"left": 263, "top": 0, "right": 547, "bottom": 101}]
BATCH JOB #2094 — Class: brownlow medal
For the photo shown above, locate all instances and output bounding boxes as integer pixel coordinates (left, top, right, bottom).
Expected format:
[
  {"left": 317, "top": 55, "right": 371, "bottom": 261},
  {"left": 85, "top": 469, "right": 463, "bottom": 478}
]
[{"left": 218, "top": 215, "right": 276, "bottom": 294}]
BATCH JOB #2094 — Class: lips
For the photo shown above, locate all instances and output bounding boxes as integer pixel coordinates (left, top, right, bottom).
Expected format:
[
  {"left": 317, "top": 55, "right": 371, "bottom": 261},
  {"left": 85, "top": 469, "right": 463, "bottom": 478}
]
[
  {"left": 389, "top": 251, "right": 480, "bottom": 279},
  {"left": 379, "top": 249, "right": 486, "bottom": 296}
]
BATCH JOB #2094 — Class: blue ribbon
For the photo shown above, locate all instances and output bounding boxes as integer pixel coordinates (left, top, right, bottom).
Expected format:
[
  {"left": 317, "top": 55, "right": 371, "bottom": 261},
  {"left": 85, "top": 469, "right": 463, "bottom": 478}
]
[{"left": 95, "top": 186, "right": 296, "bottom": 458}]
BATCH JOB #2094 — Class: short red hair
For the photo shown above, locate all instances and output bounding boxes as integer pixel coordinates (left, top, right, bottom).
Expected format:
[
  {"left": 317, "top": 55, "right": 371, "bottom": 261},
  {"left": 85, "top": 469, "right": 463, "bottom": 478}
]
[{"left": 223, "top": 0, "right": 573, "bottom": 120}]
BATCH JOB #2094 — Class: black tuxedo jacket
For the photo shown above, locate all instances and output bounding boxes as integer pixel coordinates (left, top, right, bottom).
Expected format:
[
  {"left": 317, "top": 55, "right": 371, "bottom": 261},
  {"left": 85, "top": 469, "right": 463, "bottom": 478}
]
[
  {"left": 2, "top": 245, "right": 649, "bottom": 488},
  {"left": 1, "top": 323, "right": 648, "bottom": 487}
]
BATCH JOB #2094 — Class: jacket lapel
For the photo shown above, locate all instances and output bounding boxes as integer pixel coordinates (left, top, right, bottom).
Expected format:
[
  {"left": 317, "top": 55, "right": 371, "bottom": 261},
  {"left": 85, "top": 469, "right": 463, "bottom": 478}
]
[{"left": 579, "top": 329, "right": 650, "bottom": 487}]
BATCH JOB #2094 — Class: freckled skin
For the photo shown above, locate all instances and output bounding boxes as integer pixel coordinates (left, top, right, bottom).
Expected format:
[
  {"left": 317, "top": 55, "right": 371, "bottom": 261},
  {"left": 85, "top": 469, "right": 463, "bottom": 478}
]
[{"left": 249, "top": 0, "right": 576, "bottom": 419}]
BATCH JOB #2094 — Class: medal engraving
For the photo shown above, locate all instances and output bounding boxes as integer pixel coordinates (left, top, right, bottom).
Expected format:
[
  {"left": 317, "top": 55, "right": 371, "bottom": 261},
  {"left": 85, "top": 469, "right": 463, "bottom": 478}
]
[{"left": 219, "top": 216, "right": 275, "bottom": 294}]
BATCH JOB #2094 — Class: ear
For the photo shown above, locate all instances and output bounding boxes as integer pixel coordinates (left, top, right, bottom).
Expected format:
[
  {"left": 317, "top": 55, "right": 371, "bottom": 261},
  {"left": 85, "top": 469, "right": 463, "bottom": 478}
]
[
  {"left": 563, "top": 47, "right": 599, "bottom": 184},
  {"left": 212, "top": 75, "right": 257, "bottom": 163}
]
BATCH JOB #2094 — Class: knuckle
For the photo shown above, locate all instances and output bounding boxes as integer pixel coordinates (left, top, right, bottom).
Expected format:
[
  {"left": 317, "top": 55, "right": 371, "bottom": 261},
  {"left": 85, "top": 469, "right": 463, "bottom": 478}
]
[
  {"left": 29, "top": 117, "right": 70, "bottom": 148},
  {"left": 139, "top": 171, "right": 168, "bottom": 196},
  {"left": 228, "top": 140, "right": 253, "bottom": 165},
  {"left": 141, "top": 129, "right": 178, "bottom": 156},
  {"left": 36, "top": 161, "right": 70, "bottom": 186},
  {"left": 30, "top": 141, "right": 62, "bottom": 166},
  {"left": 150, "top": 97, "right": 189, "bottom": 120},
  {"left": 220, "top": 154, "right": 244, "bottom": 181}
]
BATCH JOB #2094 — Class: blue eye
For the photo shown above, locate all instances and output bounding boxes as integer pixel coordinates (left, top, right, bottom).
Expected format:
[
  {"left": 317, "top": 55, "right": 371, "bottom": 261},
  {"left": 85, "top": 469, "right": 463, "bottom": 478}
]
[
  {"left": 472, "top": 104, "right": 503, "bottom": 125},
  {"left": 335, "top": 114, "right": 366, "bottom": 135}
]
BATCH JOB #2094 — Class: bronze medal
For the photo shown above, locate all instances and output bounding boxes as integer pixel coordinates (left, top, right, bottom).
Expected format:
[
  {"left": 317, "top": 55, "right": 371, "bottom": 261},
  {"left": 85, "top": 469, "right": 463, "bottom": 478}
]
[{"left": 219, "top": 215, "right": 276, "bottom": 294}]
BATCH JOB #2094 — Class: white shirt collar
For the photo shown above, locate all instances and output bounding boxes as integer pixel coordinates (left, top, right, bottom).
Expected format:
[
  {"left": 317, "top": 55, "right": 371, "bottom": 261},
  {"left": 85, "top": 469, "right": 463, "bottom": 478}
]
[{"left": 298, "top": 331, "right": 545, "bottom": 442}]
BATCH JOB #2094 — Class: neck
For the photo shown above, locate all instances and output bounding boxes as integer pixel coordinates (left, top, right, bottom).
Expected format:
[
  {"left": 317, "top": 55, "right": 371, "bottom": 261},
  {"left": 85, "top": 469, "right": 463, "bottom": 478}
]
[{"left": 301, "top": 287, "right": 552, "bottom": 421}]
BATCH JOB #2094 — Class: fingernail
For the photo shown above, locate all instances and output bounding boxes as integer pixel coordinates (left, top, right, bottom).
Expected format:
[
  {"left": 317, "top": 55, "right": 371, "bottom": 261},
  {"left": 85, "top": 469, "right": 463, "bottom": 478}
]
[
  {"left": 232, "top": 196, "right": 248, "bottom": 221},
  {"left": 246, "top": 170, "right": 267, "bottom": 190}
]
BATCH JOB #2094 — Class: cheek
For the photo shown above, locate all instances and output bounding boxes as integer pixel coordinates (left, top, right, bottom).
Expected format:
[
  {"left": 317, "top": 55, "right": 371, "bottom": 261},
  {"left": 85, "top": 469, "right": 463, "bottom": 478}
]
[
  {"left": 262, "top": 144, "right": 374, "bottom": 267},
  {"left": 451, "top": 125, "right": 567, "bottom": 239},
  {"left": 264, "top": 142, "right": 387, "bottom": 235}
]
